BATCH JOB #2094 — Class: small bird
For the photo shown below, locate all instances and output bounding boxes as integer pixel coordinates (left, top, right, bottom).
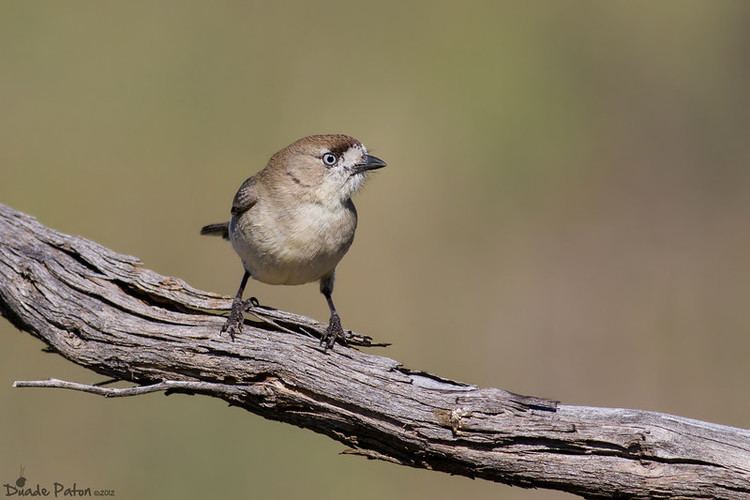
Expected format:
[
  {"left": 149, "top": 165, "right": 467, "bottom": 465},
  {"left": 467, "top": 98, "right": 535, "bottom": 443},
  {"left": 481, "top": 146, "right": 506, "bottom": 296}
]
[{"left": 200, "top": 134, "right": 386, "bottom": 349}]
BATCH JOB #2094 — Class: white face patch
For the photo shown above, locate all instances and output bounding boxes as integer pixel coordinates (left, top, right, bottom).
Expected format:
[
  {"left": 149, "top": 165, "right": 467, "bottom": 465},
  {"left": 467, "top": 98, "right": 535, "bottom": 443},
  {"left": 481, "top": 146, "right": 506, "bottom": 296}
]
[
  {"left": 313, "top": 141, "right": 375, "bottom": 206},
  {"left": 341, "top": 144, "right": 368, "bottom": 195},
  {"left": 341, "top": 143, "right": 366, "bottom": 167}
]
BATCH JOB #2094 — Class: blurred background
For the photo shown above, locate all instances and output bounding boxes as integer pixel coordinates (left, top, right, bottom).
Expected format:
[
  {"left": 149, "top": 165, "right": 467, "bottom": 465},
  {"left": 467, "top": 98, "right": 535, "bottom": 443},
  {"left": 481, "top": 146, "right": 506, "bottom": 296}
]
[{"left": 1, "top": 1, "right": 749, "bottom": 498}]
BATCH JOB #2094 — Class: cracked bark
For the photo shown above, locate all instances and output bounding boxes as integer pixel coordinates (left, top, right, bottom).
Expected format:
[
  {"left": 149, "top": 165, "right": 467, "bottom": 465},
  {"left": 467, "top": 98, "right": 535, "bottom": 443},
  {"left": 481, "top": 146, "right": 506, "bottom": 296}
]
[{"left": 0, "top": 203, "right": 749, "bottom": 499}]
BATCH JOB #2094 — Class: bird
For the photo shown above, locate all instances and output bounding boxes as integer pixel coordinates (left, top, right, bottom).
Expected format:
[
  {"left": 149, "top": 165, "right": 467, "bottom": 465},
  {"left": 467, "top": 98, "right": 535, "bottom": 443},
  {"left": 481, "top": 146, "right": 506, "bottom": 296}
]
[{"left": 200, "top": 134, "right": 386, "bottom": 350}]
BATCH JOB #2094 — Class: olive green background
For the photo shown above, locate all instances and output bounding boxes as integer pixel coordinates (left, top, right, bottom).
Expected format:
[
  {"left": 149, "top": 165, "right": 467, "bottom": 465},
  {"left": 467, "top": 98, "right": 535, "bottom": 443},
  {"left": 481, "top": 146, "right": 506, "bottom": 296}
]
[{"left": 1, "top": 2, "right": 749, "bottom": 499}]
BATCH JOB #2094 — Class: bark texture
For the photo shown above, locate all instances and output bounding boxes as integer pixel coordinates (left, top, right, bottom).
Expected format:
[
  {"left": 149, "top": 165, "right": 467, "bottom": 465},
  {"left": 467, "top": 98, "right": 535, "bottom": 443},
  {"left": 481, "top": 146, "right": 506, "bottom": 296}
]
[{"left": 1, "top": 203, "right": 749, "bottom": 499}]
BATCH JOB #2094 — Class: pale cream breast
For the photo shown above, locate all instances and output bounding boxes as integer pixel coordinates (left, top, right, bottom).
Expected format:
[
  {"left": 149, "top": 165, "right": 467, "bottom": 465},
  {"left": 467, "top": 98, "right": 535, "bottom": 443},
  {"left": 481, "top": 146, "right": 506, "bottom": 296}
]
[{"left": 230, "top": 198, "right": 358, "bottom": 285}]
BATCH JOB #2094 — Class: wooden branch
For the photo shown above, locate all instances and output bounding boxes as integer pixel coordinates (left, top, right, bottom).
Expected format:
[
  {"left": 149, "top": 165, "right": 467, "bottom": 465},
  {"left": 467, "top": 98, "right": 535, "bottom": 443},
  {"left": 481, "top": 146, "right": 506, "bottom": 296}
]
[
  {"left": 1, "top": 203, "right": 749, "bottom": 499},
  {"left": 13, "top": 378, "right": 242, "bottom": 398}
]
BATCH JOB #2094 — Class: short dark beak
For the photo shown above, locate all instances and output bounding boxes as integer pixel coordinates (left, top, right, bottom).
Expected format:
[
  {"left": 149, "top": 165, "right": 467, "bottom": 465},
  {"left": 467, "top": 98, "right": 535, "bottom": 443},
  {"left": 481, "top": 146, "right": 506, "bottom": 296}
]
[{"left": 354, "top": 154, "right": 387, "bottom": 173}]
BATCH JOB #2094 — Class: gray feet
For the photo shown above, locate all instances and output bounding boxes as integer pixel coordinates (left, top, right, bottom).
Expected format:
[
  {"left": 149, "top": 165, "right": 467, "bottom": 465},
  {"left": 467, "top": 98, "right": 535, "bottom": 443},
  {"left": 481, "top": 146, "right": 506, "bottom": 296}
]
[
  {"left": 320, "top": 312, "right": 347, "bottom": 351},
  {"left": 221, "top": 297, "right": 259, "bottom": 340},
  {"left": 221, "top": 297, "right": 245, "bottom": 340}
]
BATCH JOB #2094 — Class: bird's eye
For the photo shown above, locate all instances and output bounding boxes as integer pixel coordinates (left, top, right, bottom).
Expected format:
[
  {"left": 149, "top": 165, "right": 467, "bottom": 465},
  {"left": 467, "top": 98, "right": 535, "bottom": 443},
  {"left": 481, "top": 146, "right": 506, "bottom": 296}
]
[{"left": 322, "top": 153, "right": 337, "bottom": 166}]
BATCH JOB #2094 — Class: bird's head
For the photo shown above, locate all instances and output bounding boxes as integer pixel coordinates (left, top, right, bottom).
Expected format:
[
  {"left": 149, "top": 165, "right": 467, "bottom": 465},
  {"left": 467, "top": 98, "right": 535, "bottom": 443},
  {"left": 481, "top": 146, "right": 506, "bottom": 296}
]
[{"left": 266, "top": 134, "right": 386, "bottom": 205}]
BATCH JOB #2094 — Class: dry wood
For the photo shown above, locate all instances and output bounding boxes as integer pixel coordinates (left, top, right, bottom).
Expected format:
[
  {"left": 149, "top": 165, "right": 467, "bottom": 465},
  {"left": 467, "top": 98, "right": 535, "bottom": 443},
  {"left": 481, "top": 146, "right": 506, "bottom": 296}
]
[{"left": 0, "top": 202, "right": 749, "bottom": 499}]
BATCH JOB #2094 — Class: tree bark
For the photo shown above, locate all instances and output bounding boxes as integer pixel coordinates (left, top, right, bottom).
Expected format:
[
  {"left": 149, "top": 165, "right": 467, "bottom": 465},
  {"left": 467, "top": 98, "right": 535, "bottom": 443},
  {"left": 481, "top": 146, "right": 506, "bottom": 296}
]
[{"left": 0, "top": 202, "right": 748, "bottom": 499}]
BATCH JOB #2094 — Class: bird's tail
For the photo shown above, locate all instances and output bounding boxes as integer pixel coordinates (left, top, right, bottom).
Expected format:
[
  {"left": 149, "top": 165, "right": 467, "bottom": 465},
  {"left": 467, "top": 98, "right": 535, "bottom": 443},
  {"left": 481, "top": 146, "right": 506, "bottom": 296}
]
[{"left": 200, "top": 222, "right": 230, "bottom": 240}]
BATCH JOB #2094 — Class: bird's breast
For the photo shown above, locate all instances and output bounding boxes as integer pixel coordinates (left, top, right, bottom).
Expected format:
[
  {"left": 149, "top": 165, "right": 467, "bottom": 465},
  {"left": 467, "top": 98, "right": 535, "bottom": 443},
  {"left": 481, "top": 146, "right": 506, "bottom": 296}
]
[{"left": 230, "top": 200, "right": 357, "bottom": 285}]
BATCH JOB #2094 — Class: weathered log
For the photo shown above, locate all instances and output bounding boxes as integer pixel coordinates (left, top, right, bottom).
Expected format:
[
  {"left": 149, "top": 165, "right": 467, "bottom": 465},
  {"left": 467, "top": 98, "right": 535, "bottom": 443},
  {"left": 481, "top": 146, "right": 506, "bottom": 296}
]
[{"left": 1, "top": 203, "right": 748, "bottom": 499}]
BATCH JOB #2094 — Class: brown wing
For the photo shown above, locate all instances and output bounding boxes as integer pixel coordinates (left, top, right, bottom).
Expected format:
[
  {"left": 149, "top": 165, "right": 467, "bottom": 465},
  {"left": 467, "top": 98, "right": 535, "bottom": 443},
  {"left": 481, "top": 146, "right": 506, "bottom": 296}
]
[{"left": 231, "top": 176, "right": 258, "bottom": 216}]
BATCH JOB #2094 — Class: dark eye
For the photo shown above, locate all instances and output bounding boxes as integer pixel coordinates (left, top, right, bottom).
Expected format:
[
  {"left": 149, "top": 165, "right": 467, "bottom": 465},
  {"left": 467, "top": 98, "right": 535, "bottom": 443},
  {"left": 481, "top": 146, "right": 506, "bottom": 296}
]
[{"left": 322, "top": 152, "right": 337, "bottom": 166}]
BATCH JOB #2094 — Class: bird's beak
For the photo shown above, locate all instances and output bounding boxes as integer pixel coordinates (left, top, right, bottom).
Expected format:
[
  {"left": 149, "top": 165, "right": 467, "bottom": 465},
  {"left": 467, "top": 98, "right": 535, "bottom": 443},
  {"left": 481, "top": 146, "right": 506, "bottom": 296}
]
[{"left": 353, "top": 154, "right": 387, "bottom": 174}]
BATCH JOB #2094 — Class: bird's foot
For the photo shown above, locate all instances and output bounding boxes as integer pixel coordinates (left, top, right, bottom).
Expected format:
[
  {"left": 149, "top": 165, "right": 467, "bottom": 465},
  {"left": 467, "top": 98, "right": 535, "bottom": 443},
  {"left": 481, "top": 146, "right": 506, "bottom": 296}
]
[
  {"left": 243, "top": 296, "right": 261, "bottom": 311},
  {"left": 320, "top": 312, "right": 347, "bottom": 351},
  {"left": 221, "top": 297, "right": 246, "bottom": 341}
]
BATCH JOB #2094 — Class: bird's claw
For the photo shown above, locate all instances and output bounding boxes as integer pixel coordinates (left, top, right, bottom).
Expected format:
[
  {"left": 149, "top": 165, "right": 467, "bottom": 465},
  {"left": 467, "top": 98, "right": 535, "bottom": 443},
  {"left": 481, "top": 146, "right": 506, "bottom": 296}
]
[
  {"left": 320, "top": 313, "right": 347, "bottom": 351},
  {"left": 243, "top": 296, "right": 261, "bottom": 310},
  {"left": 221, "top": 298, "right": 246, "bottom": 341}
]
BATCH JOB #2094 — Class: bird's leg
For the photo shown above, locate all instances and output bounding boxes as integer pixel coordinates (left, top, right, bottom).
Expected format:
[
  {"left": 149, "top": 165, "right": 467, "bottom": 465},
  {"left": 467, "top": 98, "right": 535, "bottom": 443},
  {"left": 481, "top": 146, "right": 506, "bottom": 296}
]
[
  {"left": 320, "top": 273, "right": 347, "bottom": 351},
  {"left": 222, "top": 270, "right": 250, "bottom": 340}
]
